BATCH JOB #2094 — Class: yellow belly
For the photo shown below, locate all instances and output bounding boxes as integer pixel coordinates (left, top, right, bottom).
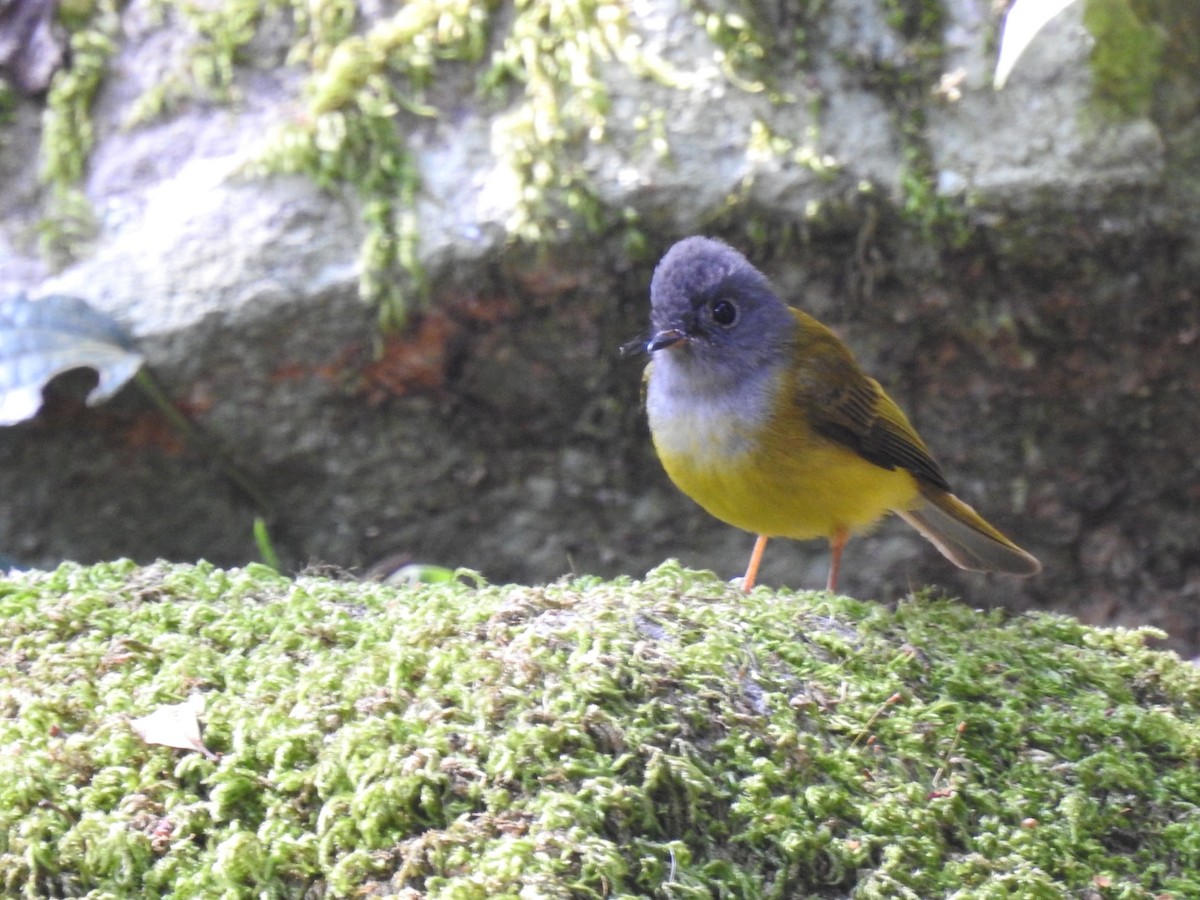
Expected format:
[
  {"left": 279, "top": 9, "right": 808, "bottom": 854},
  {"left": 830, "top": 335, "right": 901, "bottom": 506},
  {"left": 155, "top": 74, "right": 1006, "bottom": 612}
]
[{"left": 654, "top": 418, "right": 920, "bottom": 541}]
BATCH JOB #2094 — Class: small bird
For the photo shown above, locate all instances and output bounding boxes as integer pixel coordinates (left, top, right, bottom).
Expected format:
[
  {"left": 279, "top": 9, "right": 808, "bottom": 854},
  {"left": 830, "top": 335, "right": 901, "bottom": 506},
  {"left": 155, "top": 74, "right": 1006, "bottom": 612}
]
[{"left": 639, "top": 236, "right": 1041, "bottom": 592}]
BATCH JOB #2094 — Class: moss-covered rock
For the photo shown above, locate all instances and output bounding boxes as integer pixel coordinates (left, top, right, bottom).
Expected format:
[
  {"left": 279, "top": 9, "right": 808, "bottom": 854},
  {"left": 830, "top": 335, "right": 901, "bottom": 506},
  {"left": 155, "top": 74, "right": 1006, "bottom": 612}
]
[{"left": 2, "top": 560, "right": 1199, "bottom": 896}]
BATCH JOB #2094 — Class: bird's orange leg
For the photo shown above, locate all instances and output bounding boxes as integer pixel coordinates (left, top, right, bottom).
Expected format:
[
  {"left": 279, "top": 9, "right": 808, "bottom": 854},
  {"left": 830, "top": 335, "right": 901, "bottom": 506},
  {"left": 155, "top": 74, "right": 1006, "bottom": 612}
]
[
  {"left": 743, "top": 534, "right": 769, "bottom": 592},
  {"left": 827, "top": 527, "right": 849, "bottom": 593}
]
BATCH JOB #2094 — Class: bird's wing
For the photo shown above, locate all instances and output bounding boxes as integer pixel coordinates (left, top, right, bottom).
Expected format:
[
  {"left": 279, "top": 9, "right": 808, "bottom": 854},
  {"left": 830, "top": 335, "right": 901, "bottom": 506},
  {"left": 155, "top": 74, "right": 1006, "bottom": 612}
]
[{"left": 793, "top": 313, "right": 951, "bottom": 492}]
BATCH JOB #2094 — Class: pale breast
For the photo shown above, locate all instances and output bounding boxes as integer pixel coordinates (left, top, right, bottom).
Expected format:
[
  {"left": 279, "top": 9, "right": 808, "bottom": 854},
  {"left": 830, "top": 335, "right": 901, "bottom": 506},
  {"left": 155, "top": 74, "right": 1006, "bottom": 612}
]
[{"left": 645, "top": 355, "right": 780, "bottom": 461}]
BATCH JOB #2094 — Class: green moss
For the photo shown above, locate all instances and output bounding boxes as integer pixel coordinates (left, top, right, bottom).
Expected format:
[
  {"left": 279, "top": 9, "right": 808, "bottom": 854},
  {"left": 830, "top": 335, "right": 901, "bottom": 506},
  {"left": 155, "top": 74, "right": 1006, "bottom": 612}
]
[
  {"left": 686, "top": 0, "right": 828, "bottom": 88},
  {"left": 1081, "top": 0, "right": 1200, "bottom": 126},
  {"left": 1083, "top": 0, "right": 1164, "bottom": 119},
  {"left": 123, "top": 0, "right": 268, "bottom": 122},
  {"left": 690, "top": 5, "right": 769, "bottom": 93},
  {"left": 3, "top": 560, "right": 1200, "bottom": 896},
  {"left": 0, "top": 82, "right": 15, "bottom": 123},
  {"left": 22, "top": 0, "right": 962, "bottom": 317},
  {"left": 18, "top": 0, "right": 1181, "bottom": 318},
  {"left": 26, "top": 0, "right": 680, "bottom": 323},
  {"left": 21, "top": 0, "right": 838, "bottom": 323},
  {"left": 36, "top": 0, "right": 120, "bottom": 265},
  {"left": 898, "top": 109, "right": 972, "bottom": 248},
  {"left": 747, "top": 117, "right": 840, "bottom": 180},
  {"left": 40, "top": 0, "right": 683, "bottom": 321},
  {"left": 477, "top": 0, "right": 631, "bottom": 243},
  {"left": 880, "top": 0, "right": 946, "bottom": 41},
  {"left": 843, "top": 0, "right": 971, "bottom": 247}
]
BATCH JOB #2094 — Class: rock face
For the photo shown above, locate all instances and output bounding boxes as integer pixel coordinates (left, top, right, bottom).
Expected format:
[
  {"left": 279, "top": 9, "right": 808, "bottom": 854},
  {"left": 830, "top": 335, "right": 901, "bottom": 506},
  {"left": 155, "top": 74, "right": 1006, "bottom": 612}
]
[{"left": 2, "top": 0, "right": 1198, "bottom": 647}]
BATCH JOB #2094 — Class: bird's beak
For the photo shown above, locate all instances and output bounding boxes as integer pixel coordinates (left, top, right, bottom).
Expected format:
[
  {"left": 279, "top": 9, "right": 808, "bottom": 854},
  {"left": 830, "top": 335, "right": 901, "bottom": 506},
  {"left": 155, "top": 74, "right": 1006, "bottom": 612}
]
[{"left": 647, "top": 328, "right": 688, "bottom": 352}]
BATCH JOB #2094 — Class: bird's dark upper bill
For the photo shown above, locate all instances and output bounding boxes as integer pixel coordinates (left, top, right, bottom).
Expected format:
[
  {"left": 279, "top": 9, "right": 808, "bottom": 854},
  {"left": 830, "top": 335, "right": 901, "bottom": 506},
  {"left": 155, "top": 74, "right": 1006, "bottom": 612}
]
[{"left": 647, "top": 329, "right": 688, "bottom": 352}]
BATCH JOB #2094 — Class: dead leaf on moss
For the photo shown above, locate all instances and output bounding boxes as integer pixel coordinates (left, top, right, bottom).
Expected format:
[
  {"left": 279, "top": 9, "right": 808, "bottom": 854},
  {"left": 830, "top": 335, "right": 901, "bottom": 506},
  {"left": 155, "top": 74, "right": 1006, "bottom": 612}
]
[{"left": 130, "top": 694, "right": 217, "bottom": 760}]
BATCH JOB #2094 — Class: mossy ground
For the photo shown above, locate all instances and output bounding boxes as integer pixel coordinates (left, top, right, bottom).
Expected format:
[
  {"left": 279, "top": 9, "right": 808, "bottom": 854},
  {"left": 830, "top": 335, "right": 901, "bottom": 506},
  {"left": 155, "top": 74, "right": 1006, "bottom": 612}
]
[{"left": 3, "top": 561, "right": 1200, "bottom": 897}]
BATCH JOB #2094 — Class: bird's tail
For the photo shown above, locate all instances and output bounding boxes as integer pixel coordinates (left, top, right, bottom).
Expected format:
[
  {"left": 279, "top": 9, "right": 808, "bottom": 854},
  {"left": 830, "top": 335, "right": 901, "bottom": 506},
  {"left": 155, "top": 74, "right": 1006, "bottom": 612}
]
[{"left": 897, "top": 485, "right": 1041, "bottom": 576}]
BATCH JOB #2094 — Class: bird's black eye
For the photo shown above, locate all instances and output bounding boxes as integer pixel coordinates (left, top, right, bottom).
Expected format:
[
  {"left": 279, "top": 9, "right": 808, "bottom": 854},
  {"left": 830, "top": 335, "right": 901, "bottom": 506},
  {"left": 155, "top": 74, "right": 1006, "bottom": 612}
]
[{"left": 711, "top": 299, "right": 737, "bottom": 326}]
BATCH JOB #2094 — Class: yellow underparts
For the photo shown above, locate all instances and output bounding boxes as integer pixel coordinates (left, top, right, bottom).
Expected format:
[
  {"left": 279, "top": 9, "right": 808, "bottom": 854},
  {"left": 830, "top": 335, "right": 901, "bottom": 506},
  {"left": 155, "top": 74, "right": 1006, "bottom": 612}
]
[{"left": 653, "top": 400, "right": 920, "bottom": 541}]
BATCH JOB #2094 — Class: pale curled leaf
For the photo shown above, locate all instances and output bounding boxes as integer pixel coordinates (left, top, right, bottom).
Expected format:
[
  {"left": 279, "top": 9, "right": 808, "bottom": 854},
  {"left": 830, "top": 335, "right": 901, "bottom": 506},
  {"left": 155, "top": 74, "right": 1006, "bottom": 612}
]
[
  {"left": 130, "top": 694, "right": 217, "bottom": 760},
  {"left": 0, "top": 293, "right": 145, "bottom": 425},
  {"left": 994, "top": 0, "right": 1081, "bottom": 89}
]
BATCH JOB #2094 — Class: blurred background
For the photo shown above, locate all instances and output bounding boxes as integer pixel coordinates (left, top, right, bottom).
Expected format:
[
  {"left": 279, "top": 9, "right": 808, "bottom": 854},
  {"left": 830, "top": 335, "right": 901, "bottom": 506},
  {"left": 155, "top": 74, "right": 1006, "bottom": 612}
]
[{"left": 2, "top": 0, "right": 1198, "bottom": 649}]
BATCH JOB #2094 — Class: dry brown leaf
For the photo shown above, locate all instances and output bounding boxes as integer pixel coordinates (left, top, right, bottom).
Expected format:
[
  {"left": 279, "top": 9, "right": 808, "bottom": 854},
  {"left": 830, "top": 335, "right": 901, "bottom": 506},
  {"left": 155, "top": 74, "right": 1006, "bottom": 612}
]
[{"left": 129, "top": 694, "right": 217, "bottom": 760}]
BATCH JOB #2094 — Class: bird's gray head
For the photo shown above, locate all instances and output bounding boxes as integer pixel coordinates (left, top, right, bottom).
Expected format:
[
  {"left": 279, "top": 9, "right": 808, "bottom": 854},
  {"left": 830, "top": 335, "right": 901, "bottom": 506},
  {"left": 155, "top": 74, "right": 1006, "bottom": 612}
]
[{"left": 647, "top": 237, "right": 795, "bottom": 380}]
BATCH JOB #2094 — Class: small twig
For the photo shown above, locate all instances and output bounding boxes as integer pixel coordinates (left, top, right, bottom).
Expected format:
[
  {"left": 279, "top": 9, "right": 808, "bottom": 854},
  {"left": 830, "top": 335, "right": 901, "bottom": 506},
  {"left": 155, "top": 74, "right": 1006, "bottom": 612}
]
[
  {"left": 851, "top": 691, "right": 903, "bottom": 748},
  {"left": 932, "top": 721, "right": 967, "bottom": 788},
  {"left": 134, "top": 367, "right": 276, "bottom": 521}
]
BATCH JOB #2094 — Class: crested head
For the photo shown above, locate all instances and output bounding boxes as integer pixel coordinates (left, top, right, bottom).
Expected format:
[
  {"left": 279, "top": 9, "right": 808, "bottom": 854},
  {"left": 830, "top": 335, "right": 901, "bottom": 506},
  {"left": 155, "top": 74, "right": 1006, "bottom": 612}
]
[{"left": 647, "top": 236, "right": 795, "bottom": 377}]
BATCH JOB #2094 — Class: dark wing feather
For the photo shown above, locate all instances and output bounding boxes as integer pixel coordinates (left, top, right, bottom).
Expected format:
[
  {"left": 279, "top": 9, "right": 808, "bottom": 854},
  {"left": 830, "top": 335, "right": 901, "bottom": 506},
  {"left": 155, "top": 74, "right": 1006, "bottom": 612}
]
[{"left": 792, "top": 311, "right": 951, "bottom": 492}]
